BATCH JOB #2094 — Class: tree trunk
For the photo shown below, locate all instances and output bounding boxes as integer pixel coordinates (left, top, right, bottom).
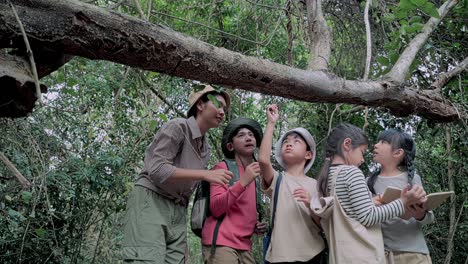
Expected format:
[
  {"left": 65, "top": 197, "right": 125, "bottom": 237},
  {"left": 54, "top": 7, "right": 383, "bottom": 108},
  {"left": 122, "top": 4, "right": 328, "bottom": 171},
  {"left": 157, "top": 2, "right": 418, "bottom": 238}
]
[
  {"left": 444, "top": 125, "right": 455, "bottom": 264},
  {"left": 0, "top": 0, "right": 462, "bottom": 121},
  {"left": 306, "top": 0, "right": 331, "bottom": 71}
]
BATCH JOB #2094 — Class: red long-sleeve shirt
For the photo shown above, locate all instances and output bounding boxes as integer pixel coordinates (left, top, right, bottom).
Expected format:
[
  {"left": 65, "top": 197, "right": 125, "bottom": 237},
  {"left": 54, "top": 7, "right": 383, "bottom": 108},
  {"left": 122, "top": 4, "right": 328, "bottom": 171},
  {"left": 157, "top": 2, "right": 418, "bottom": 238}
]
[{"left": 201, "top": 161, "right": 257, "bottom": 250}]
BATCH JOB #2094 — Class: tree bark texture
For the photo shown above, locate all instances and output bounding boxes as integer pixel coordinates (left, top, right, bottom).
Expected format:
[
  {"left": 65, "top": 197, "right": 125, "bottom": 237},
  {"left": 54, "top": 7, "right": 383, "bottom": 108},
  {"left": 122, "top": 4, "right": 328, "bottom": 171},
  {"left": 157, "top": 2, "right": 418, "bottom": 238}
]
[
  {"left": 306, "top": 0, "right": 331, "bottom": 71},
  {"left": 0, "top": 0, "right": 462, "bottom": 121}
]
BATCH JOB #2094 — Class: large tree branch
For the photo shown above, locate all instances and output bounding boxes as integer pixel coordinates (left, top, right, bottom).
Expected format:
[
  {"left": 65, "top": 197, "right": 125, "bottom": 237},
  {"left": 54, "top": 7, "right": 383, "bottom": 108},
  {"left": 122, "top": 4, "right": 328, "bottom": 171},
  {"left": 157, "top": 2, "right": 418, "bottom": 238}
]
[
  {"left": 0, "top": 151, "right": 31, "bottom": 188},
  {"left": 306, "top": 0, "right": 331, "bottom": 71},
  {"left": 385, "top": 0, "right": 459, "bottom": 83},
  {"left": 0, "top": 0, "right": 463, "bottom": 121},
  {"left": 432, "top": 57, "right": 468, "bottom": 90}
]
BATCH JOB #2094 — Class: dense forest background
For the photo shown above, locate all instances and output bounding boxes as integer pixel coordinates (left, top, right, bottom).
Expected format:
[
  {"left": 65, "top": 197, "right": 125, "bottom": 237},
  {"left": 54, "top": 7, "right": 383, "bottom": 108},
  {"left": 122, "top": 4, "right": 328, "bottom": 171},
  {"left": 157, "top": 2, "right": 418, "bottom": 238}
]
[{"left": 0, "top": 0, "right": 466, "bottom": 263}]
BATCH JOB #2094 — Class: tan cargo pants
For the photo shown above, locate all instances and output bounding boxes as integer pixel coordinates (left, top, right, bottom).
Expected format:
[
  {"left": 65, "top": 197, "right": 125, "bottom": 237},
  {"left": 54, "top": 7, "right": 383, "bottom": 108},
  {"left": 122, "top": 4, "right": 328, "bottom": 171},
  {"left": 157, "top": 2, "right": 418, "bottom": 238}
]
[
  {"left": 122, "top": 186, "right": 186, "bottom": 264},
  {"left": 202, "top": 246, "right": 255, "bottom": 264}
]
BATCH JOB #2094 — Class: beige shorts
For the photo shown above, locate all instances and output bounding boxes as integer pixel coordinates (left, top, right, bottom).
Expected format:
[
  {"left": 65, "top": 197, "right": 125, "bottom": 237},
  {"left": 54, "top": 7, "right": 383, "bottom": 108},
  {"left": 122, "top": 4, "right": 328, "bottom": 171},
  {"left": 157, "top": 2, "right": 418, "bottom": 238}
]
[
  {"left": 385, "top": 251, "right": 432, "bottom": 264},
  {"left": 202, "top": 245, "right": 255, "bottom": 264}
]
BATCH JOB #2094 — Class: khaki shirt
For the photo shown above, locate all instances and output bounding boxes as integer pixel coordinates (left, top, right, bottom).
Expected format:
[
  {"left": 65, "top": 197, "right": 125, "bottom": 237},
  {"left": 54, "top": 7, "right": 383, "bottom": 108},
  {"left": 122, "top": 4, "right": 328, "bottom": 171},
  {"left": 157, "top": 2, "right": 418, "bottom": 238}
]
[{"left": 136, "top": 117, "right": 210, "bottom": 206}]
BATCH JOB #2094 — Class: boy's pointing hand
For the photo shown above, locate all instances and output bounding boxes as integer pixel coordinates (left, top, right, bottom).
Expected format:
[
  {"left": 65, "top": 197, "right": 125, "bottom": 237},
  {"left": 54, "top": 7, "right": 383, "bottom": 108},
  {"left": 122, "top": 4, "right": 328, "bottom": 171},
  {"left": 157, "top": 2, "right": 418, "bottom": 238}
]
[{"left": 266, "top": 104, "right": 279, "bottom": 123}]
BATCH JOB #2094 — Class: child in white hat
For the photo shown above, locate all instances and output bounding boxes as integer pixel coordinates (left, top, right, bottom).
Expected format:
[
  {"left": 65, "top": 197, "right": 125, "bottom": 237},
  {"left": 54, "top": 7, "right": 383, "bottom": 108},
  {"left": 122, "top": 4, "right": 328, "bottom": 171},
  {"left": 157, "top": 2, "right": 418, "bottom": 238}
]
[{"left": 258, "top": 104, "right": 325, "bottom": 263}]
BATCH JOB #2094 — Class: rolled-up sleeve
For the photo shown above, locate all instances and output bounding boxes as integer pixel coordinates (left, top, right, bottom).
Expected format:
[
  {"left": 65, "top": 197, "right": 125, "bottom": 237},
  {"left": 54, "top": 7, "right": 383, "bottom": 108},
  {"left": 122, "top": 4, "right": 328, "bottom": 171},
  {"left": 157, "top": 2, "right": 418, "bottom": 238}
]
[
  {"left": 261, "top": 171, "right": 278, "bottom": 198},
  {"left": 145, "top": 122, "right": 184, "bottom": 184},
  {"left": 209, "top": 162, "right": 247, "bottom": 218}
]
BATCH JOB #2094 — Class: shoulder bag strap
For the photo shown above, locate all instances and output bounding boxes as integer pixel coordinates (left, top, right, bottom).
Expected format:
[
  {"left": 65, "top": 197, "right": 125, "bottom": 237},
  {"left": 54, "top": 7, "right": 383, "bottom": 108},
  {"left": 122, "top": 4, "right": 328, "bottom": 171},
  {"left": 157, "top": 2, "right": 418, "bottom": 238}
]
[{"left": 270, "top": 172, "right": 283, "bottom": 232}]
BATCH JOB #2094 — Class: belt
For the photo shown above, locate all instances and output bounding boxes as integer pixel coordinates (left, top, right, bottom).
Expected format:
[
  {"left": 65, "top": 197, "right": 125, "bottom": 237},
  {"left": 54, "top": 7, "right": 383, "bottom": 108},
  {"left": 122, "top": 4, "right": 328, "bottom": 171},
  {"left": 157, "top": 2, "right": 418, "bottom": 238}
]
[
  {"left": 136, "top": 180, "right": 189, "bottom": 207},
  {"left": 152, "top": 189, "right": 188, "bottom": 207}
]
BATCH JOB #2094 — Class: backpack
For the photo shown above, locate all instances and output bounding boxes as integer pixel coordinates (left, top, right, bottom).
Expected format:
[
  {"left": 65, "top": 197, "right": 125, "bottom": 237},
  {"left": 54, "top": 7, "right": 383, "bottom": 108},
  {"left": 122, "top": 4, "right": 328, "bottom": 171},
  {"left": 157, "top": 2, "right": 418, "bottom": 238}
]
[{"left": 190, "top": 159, "right": 262, "bottom": 253}]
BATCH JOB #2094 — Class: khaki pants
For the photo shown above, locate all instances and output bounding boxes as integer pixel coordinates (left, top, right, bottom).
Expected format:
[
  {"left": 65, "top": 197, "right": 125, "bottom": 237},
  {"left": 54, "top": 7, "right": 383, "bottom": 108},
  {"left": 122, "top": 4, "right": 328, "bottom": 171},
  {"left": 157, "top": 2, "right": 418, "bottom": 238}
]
[
  {"left": 122, "top": 186, "right": 187, "bottom": 264},
  {"left": 385, "top": 251, "right": 432, "bottom": 264},
  {"left": 202, "top": 246, "right": 255, "bottom": 264}
]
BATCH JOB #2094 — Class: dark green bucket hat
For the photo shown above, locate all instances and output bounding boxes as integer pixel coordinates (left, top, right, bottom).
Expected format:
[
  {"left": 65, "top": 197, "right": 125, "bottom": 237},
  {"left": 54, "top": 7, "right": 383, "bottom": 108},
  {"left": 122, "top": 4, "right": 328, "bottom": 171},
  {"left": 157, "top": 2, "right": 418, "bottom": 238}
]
[{"left": 222, "top": 118, "right": 263, "bottom": 159}]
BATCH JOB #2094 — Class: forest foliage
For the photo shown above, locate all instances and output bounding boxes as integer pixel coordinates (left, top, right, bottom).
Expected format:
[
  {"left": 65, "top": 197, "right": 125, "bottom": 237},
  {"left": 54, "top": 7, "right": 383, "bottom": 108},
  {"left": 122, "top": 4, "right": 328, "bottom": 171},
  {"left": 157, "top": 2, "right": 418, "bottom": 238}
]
[{"left": 0, "top": 0, "right": 466, "bottom": 263}]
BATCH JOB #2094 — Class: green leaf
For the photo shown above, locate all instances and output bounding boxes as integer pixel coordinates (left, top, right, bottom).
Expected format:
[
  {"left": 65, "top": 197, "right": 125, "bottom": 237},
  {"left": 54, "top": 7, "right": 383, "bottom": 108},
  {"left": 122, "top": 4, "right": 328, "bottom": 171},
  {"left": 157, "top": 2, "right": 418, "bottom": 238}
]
[
  {"left": 5, "top": 195, "right": 12, "bottom": 202},
  {"left": 400, "top": 24, "right": 408, "bottom": 35},
  {"left": 158, "top": 113, "right": 168, "bottom": 122},
  {"left": 384, "top": 41, "right": 400, "bottom": 51},
  {"left": 207, "top": 94, "right": 221, "bottom": 108},
  {"left": 382, "top": 13, "right": 396, "bottom": 22},
  {"left": 147, "top": 71, "right": 159, "bottom": 79},
  {"left": 376, "top": 56, "right": 390, "bottom": 66},
  {"left": 400, "top": 19, "right": 408, "bottom": 26},
  {"left": 149, "top": 120, "right": 158, "bottom": 131},
  {"left": 395, "top": 9, "right": 407, "bottom": 19},
  {"left": 399, "top": 0, "right": 416, "bottom": 11},
  {"left": 193, "top": 84, "right": 205, "bottom": 93},
  {"left": 63, "top": 88, "right": 78, "bottom": 96},
  {"left": 411, "top": 22, "right": 424, "bottom": 32},
  {"left": 8, "top": 209, "right": 19, "bottom": 217},
  {"left": 389, "top": 51, "right": 400, "bottom": 64},
  {"left": 35, "top": 228, "right": 47, "bottom": 238},
  {"left": 21, "top": 191, "right": 32, "bottom": 203},
  {"left": 409, "top": 15, "right": 422, "bottom": 24},
  {"left": 421, "top": 2, "right": 440, "bottom": 18},
  {"left": 67, "top": 78, "right": 78, "bottom": 87},
  {"left": 409, "top": 0, "right": 427, "bottom": 7}
]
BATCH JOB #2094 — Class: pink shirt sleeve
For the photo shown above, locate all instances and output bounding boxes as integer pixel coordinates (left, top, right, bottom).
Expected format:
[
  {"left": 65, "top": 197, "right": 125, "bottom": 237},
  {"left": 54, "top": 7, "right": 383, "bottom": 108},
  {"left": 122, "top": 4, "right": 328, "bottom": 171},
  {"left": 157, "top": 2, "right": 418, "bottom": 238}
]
[{"left": 209, "top": 161, "right": 247, "bottom": 218}]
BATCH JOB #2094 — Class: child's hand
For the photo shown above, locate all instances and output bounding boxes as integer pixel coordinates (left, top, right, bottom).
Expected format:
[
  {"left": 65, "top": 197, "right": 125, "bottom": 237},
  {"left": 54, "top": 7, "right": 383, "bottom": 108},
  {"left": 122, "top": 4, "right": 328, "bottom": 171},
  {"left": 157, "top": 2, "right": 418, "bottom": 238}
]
[
  {"left": 373, "top": 194, "right": 383, "bottom": 206},
  {"left": 293, "top": 187, "right": 311, "bottom": 208},
  {"left": 400, "top": 185, "right": 426, "bottom": 207},
  {"left": 254, "top": 221, "right": 268, "bottom": 235},
  {"left": 266, "top": 104, "right": 279, "bottom": 123},
  {"left": 240, "top": 162, "right": 260, "bottom": 187},
  {"left": 406, "top": 203, "right": 427, "bottom": 220}
]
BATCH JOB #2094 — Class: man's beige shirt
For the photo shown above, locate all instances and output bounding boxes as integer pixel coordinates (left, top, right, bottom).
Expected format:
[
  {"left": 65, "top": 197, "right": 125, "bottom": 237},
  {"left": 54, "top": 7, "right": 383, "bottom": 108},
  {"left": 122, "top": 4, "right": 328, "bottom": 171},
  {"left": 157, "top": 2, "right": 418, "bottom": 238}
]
[{"left": 136, "top": 117, "right": 210, "bottom": 205}]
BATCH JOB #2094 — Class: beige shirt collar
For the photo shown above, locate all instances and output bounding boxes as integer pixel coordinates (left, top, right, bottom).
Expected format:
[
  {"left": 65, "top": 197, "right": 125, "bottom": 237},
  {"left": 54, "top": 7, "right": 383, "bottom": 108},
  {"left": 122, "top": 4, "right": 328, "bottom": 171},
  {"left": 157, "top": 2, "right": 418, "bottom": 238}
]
[{"left": 187, "top": 116, "right": 203, "bottom": 139}]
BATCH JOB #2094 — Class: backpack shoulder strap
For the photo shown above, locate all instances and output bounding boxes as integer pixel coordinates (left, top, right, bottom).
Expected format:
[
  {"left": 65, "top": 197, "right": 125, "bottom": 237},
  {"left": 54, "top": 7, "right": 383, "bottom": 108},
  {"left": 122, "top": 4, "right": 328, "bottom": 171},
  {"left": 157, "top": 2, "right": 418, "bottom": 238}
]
[
  {"left": 225, "top": 158, "right": 263, "bottom": 220},
  {"left": 223, "top": 159, "right": 239, "bottom": 185},
  {"left": 270, "top": 172, "right": 282, "bottom": 231},
  {"left": 210, "top": 159, "right": 239, "bottom": 255}
]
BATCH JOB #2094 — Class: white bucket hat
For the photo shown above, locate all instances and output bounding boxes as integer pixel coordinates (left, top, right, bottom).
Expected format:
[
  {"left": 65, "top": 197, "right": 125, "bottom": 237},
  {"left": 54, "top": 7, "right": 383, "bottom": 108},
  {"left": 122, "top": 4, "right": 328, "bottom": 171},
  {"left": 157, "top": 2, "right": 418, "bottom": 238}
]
[{"left": 274, "top": 127, "right": 316, "bottom": 174}]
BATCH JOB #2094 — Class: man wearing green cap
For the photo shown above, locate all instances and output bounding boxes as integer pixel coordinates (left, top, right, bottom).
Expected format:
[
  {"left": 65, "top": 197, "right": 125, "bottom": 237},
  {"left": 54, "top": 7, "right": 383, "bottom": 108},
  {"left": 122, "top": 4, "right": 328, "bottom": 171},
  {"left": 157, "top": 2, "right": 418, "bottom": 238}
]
[{"left": 122, "top": 85, "right": 232, "bottom": 264}]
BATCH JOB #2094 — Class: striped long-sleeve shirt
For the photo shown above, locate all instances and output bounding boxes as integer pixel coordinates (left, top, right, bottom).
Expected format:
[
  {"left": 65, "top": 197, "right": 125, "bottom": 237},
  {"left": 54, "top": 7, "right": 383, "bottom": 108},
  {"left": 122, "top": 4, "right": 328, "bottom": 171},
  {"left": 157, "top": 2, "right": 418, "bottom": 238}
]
[{"left": 328, "top": 165, "right": 404, "bottom": 227}]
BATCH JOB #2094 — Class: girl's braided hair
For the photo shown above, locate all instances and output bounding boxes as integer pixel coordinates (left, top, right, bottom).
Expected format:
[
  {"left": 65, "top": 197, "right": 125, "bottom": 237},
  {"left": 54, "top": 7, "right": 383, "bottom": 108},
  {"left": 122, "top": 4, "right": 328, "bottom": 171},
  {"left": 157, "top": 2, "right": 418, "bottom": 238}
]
[
  {"left": 317, "top": 123, "right": 368, "bottom": 197},
  {"left": 368, "top": 129, "right": 416, "bottom": 194}
]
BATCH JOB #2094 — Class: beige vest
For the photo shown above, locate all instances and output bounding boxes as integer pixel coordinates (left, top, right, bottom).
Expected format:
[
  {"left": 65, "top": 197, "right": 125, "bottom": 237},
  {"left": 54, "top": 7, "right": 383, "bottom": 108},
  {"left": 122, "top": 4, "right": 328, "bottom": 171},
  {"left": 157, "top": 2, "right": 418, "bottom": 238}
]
[{"left": 322, "top": 166, "right": 385, "bottom": 264}]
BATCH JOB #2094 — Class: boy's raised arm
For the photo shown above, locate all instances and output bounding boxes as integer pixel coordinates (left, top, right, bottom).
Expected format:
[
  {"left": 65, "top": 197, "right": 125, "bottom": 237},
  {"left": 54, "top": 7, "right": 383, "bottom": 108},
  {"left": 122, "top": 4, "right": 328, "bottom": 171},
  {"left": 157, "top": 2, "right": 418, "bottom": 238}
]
[{"left": 258, "top": 104, "right": 279, "bottom": 188}]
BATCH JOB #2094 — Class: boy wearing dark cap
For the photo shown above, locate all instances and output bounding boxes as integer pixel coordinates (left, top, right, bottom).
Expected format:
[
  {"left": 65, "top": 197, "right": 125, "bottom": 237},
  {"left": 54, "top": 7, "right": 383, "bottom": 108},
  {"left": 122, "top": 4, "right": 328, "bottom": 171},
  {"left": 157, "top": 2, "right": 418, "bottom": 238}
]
[
  {"left": 201, "top": 118, "right": 267, "bottom": 264},
  {"left": 122, "top": 85, "right": 231, "bottom": 264},
  {"left": 259, "top": 104, "right": 325, "bottom": 264}
]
